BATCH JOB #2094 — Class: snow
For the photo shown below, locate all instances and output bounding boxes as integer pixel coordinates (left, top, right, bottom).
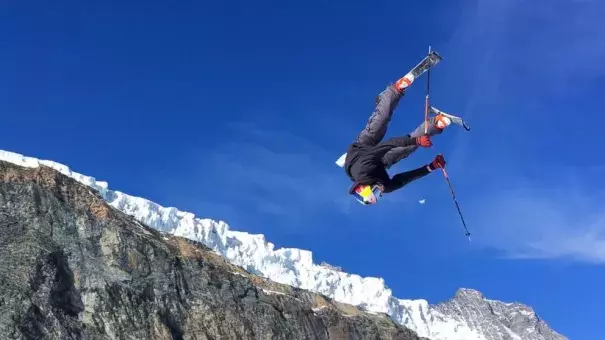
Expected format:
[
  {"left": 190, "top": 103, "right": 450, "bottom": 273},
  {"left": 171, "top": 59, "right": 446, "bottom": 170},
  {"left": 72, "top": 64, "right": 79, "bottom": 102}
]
[
  {"left": 312, "top": 306, "right": 328, "bottom": 314},
  {"left": 261, "top": 289, "right": 286, "bottom": 296},
  {"left": 0, "top": 149, "right": 485, "bottom": 340}
]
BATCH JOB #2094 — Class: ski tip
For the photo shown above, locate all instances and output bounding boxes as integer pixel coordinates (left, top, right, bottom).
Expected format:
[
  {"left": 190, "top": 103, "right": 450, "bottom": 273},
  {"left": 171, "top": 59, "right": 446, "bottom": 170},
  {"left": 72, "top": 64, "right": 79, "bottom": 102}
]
[
  {"left": 335, "top": 153, "right": 347, "bottom": 168},
  {"left": 429, "top": 50, "right": 443, "bottom": 61}
]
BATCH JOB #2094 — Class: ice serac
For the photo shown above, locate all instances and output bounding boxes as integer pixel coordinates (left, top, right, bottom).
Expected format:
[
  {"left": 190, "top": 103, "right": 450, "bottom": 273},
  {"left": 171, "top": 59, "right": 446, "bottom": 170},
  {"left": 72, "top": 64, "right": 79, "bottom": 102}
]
[
  {"left": 0, "top": 150, "right": 567, "bottom": 340},
  {"left": 434, "top": 288, "right": 566, "bottom": 340}
]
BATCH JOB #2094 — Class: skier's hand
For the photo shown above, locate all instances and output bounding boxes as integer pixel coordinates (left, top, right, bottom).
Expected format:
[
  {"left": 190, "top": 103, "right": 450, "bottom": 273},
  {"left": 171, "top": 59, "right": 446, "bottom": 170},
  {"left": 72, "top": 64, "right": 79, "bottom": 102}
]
[
  {"left": 416, "top": 135, "right": 432, "bottom": 147},
  {"left": 429, "top": 154, "right": 446, "bottom": 170}
]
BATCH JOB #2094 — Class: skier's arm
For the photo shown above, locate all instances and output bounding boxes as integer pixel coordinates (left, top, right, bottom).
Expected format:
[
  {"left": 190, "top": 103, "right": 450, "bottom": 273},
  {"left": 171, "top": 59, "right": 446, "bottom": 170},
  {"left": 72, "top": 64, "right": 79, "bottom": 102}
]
[
  {"left": 382, "top": 154, "right": 446, "bottom": 193},
  {"left": 382, "top": 165, "right": 431, "bottom": 193}
]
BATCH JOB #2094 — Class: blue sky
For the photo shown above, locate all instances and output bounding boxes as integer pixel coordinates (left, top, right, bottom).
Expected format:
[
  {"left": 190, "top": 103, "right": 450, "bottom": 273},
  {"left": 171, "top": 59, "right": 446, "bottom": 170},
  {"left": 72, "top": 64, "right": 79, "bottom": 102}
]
[{"left": 1, "top": 0, "right": 604, "bottom": 338}]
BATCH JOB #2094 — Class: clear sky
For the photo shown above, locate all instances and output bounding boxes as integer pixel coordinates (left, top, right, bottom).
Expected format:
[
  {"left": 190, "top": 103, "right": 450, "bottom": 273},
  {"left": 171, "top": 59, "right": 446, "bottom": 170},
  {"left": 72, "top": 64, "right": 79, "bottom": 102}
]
[{"left": 1, "top": 0, "right": 604, "bottom": 338}]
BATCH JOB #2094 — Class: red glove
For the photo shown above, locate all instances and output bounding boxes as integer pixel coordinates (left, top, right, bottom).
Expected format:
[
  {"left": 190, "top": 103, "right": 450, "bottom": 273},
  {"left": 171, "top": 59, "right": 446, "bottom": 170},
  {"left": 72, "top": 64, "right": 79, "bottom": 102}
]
[
  {"left": 429, "top": 154, "right": 446, "bottom": 170},
  {"left": 415, "top": 135, "right": 432, "bottom": 147}
]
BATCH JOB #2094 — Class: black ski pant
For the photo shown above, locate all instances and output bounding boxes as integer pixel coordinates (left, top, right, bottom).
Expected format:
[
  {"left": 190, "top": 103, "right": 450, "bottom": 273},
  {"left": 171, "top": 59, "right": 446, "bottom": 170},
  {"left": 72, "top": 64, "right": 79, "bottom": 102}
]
[{"left": 355, "top": 84, "right": 442, "bottom": 168}]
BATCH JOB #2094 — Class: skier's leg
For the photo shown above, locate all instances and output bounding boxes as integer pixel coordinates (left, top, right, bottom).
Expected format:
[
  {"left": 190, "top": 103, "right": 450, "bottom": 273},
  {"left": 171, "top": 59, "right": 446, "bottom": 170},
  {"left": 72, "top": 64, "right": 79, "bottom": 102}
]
[
  {"left": 381, "top": 117, "right": 444, "bottom": 168},
  {"left": 354, "top": 85, "right": 405, "bottom": 147}
]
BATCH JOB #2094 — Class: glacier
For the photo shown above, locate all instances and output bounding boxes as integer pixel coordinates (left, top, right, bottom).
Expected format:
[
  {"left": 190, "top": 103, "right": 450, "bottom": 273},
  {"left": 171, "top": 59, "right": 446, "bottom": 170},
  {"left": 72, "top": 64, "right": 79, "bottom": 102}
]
[{"left": 0, "top": 149, "right": 541, "bottom": 340}]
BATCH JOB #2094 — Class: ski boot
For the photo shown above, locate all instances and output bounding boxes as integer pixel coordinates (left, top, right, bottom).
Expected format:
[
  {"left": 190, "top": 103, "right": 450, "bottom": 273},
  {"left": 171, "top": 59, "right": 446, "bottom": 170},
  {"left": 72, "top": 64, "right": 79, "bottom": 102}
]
[
  {"left": 395, "top": 73, "right": 415, "bottom": 91},
  {"left": 395, "top": 51, "right": 443, "bottom": 92},
  {"left": 430, "top": 106, "right": 471, "bottom": 131}
]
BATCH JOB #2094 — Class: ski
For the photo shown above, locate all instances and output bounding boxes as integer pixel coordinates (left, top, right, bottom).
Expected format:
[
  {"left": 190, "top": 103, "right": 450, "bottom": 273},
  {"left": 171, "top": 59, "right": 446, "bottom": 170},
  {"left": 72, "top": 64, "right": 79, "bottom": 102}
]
[
  {"left": 407, "top": 50, "right": 442, "bottom": 84},
  {"left": 430, "top": 106, "right": 471, "bottom": 131},
  {"left": 335, "top": 51, "right": 443, "bottom": 168}
]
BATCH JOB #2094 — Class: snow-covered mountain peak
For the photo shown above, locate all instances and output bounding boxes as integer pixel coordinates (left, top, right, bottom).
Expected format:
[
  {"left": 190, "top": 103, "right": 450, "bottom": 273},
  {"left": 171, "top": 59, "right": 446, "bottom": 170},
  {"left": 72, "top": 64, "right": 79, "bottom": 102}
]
[
  {"left": 436, "top": 289, "right": 564, "bottom": 340},
  {"left": 455, "top": 288, "right": 486, "bottom": 299},
  {"left": 0, "top": 149, "right": 567, "bottom": 340},
  {"left": 453, "top": 288, "right": 537, "bottom": 317}
]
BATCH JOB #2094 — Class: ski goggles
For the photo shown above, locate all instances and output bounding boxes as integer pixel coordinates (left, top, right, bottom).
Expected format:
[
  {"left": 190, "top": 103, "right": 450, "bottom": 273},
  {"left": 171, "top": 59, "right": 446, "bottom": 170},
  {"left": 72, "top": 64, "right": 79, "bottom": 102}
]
[{"left": 352, "top": 184, "right": 383, "bottom": 205}]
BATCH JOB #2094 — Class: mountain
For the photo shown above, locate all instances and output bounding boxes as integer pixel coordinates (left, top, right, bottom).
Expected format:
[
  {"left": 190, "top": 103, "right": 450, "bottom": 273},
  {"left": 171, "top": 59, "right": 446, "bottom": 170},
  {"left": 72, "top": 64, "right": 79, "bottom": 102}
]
[
  {"left": 0, "top": 155, "right": 423, "bottom": 339},
  {"left": 0, "top": 150, "right": 567, "bottom": 340},
  {"left": 434, "top": 289, "right": 565, "bottom": 340}
]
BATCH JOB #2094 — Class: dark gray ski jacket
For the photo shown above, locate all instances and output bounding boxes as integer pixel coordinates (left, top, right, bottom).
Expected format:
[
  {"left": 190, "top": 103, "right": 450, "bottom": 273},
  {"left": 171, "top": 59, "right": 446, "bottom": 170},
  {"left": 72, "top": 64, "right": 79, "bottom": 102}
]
[{"left": 344, "top": 137, "right": 431, "bottom": 194}]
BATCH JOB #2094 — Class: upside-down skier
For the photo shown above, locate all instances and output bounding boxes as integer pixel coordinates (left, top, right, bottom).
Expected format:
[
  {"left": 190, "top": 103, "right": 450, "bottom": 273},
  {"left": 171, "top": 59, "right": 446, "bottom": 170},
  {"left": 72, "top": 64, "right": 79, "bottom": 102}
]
[{"left": 338, "top": 68, "right": 468, "bottom": 205}]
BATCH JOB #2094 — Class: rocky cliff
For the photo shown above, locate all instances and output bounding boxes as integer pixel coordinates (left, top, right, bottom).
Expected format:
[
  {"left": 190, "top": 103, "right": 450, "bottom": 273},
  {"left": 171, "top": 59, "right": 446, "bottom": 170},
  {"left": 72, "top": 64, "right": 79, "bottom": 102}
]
[
  {"left": 0, "top": 160, "right": 424, "bottom": 339},
  {"left": 434, "top": 289, "right": 566, "bottom": 340}
]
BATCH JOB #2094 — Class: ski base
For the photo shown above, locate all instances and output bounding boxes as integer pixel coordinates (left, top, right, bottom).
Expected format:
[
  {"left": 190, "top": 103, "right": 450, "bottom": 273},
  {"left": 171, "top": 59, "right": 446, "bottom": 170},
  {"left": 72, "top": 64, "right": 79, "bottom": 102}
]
[{"left": 409, "top": 50, "right": 442, "bottom": 80}]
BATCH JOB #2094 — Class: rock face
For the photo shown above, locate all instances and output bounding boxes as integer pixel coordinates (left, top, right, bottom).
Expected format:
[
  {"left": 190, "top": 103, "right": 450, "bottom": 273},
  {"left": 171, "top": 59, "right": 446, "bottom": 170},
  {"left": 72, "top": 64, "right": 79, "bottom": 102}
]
[
  {"left": 434, "top": 289, "right": 566, "bottom": 340},
  {"left": 0, "top": 160, "right": 424, "bottom": 340}
]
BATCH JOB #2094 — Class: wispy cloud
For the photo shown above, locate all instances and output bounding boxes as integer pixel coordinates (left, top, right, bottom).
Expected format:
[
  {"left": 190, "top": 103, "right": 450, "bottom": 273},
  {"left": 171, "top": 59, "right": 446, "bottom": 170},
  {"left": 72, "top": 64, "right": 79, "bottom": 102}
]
[
  {"left": 438, "top": 0, "right": 605, "bottom": 164},
  {"left": 433, "top": 0, "right": 605, "bottom": 263},
  {"left": 191, "top": 120, "right": 356, "bottom": 231},
  {"left": 468, "top": 171, "right": 605, "bottom": 263},
  {"left": 160, "top": 0, "right": 605, "bottom": 257}
]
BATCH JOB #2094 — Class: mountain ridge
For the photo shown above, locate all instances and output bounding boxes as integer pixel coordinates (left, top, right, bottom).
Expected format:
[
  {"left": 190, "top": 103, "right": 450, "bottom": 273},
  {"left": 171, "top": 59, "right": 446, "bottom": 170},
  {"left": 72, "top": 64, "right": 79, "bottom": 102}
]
[
  {"left": 434, "top": 288, "right": 564, "bottom": 340},
  {"left": 0, "top": 157, "right": 422, "bottom": 339},
  {"left": 0, "top": 149, "right": 566, "bottom": 340}
]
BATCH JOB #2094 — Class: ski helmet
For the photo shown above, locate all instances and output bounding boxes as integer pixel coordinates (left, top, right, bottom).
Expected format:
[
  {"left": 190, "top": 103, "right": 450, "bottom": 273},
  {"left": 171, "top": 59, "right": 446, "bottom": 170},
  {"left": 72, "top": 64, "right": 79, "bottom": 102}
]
[{"left": 352, "top": 184, "right": 383, "bottom": 205}]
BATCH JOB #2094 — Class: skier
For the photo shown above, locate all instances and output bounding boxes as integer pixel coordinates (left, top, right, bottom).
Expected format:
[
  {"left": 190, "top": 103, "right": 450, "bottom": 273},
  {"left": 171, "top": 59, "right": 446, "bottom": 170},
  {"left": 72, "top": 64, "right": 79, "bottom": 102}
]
[{"left": 341, "top": 73, "right": 466, "bottom": 205}]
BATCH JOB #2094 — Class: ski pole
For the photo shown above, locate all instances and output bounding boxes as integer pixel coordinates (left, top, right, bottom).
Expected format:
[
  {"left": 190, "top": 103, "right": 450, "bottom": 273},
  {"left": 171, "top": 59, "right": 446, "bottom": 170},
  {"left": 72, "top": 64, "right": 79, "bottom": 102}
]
[
  {"left": 424, "top": 45, "right": 432, "bottom": 135},
  {"left": 440, "top": 166, "right": 472, "bottom": 241}
]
